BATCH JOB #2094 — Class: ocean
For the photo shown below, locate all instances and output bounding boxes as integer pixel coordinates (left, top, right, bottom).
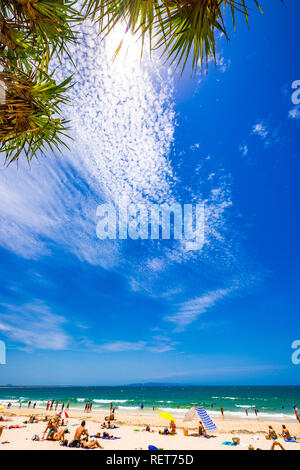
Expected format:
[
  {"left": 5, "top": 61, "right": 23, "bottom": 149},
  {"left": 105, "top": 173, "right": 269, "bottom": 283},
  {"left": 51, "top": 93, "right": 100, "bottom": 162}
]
[{"left": 0, "top": 385, "right": 299, "bottom": 421}]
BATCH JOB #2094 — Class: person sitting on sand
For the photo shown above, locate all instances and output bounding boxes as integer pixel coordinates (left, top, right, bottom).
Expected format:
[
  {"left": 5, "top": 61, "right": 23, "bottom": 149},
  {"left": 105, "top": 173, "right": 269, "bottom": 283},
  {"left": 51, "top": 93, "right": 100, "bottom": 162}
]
[
  {"left": 145, "top": 425, "right": 151, "bottom": 432},
  {"left": 198, "top": 420, "right": 206, "bottom": 436},
  {"left": 0, "top": 425, "right": 3, "bottom": 439},
  {"left": 268, "top": 426, "right": 278, "bottom": 440},
  {"left": 270, "top": 441, "right": 285, "bottom": 451},
  {"left": 69, "top": 420, "right": 89, "bottom": 447},
  {"left": 48, "top": 427, "right": 65, "bottom": 441},
  {"left": 29, "top": 415, "right": 39, "bottom": 423},
  {"left": 170, "top": 420, "right": 176, "bottom": 434},
  {"left": 81, "top": 438, "right": 103, "bottom": 449},
  {"left": 42, "top": 420, "right": 56, "bottom": 440},
  {"left": 281, "top": 425, "right": 292, "bottom": 440}
]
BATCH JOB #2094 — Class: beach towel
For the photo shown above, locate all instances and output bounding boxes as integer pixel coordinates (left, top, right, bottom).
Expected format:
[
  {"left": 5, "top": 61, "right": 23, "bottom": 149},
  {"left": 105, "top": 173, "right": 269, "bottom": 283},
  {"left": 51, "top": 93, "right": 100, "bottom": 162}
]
[
  {"left": 222, "top": 441, "right": 237, "bottom": 446},
  {"left": 284, "top": 438, "right": 296, "bottom": 442}
]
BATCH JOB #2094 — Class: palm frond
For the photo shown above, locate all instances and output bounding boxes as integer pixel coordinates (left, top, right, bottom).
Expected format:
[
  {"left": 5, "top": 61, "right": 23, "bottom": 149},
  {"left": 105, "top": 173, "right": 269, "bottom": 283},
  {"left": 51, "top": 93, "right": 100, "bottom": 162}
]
[
  {"left": 81, "top": 1, "right": 265, "bottom": 75},
  {"left": 0, "top": 66, "right": 73, "bottom": 165}
]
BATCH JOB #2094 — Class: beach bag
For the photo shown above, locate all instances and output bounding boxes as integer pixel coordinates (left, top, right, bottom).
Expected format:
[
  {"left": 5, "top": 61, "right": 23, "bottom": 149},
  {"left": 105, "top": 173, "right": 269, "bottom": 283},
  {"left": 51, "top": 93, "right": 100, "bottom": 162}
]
[
  {"left": 69, "top": 439, "right": 80, "bottom": 448},
  {"left": 232, "top": 437, "right": 240, "bottom": 445}
]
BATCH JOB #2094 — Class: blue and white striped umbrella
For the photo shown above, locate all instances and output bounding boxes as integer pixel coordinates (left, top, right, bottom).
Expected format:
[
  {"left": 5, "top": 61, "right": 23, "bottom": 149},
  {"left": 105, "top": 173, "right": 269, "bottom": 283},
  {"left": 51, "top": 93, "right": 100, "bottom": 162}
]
[{"left": 183, "top": 406, "right": 217, "bottom": 432}]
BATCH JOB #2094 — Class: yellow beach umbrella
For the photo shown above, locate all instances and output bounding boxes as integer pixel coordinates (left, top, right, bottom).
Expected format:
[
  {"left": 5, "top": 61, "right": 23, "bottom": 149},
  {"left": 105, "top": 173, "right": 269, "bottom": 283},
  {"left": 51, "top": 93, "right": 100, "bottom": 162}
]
[{"left": 158, "top": 412, "right": 175, "bottom": 421}]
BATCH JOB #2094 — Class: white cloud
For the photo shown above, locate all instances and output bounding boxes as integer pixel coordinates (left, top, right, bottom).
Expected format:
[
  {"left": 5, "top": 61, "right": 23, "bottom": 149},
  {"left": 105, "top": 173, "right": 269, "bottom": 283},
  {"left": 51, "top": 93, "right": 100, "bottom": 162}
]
[
  {"left": 252, "top": 122, "right": 268, "bottom": 139},
  {"left": 165, "top": 287, "right": 233, "bottom": 331},
  {"left": 100, "top": 340, "right": 147, "bottom": 352},
  {"left": 79, "top": 335, "right": 177, "bottom": 354},
  {"left": 239, "top": 144, "right": 248, "bottom": 156},
  {"left": 0, "top": 20, "right": 176, "bottom": 267},
  {"left": 0, "top": 301, "right": 70, "bottom": 350}
]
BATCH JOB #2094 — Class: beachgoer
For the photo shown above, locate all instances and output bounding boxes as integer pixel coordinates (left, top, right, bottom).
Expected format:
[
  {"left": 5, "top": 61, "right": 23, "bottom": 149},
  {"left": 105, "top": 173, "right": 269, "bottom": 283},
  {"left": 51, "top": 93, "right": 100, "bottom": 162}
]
[
  {"left": 293, "top": 405, "right": 300, "bottom": 423},
  {"left": 75, "top": 421, "right": 89, "bottom": 440},
  {"left": 66, "top": 401, "right": 70, "bottom": 411},
  {"left": 42, "top": 420, "right": 56, "bottom": 440},
  {"left": 281, "top": 425, "right": 292, "bottom": 440},
  {"left": 170, "top": 420, "right": 176, "bottom": 434},
  {"left": 81, "top": 438, "right": 103, "bottom": 449},
  {"left": 268, "top": 426, "right": 278, "bottom": 440},
  {"left": 0, "top": 425, "right": 3, "bottom": 439},
  {"left": 28, "top": 400, "right": 31, "bottom": 408},
  {"left": 270, "top": 441, "right": 285, "bottom": 451},
  {"left": 198, "top": 420, "right": 206, "bottom": 436},
  {"left": 220, "top": 406, "right": 224, "bottom": 418},
  {"left": 141, "top": 403, "right": 144, "bottom": 410}
]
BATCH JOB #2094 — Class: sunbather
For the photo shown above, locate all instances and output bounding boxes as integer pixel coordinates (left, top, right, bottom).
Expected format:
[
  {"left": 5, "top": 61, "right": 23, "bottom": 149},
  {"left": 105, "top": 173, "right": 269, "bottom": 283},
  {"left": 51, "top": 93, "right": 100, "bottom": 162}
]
[
  {"left": 268, "top": 426, "right": 278, "bottom": 440},
  {"left": 281, "top": 425, "right": 292, "bottom": 440},
  {"left": 81, "top": 438, "right": 103, "bottom": 449},
  {"left": 170, "top": 421, "right": 176, "bottom": 434},
  {"left": 270, "top": 441, "right": 285, "bottom": 451}
]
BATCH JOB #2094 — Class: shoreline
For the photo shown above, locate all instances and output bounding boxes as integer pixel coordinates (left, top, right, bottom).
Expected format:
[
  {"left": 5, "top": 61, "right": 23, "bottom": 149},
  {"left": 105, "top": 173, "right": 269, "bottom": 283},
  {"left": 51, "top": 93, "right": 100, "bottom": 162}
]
[
  {"left": 1, "top": 406, "right": 298, "bottom": 425},
  {"left": 1, "top": 404, "right": 298, "bottom": 424},
  {"left": 0, "top": 409, "right": 300, "bottom": 450}
]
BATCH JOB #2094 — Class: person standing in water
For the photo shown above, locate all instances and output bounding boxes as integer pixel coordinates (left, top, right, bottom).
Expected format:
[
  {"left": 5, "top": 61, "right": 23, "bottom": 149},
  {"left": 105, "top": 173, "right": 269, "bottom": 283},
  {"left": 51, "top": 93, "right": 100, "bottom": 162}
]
[
  {"left": 293, "top": 405, "right": 300, "bottom": 423},
  {"left": 220, "top": 406, "right": 224, "bottom": 418}
]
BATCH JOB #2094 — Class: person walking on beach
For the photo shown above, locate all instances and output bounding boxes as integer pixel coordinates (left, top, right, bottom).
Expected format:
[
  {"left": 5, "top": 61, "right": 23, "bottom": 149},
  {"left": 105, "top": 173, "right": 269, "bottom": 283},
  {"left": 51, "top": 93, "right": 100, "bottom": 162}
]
[
  {"left": 33, "top": 402, "right": 36, "bottom": 409},
  {"left": 153, "top": 403, "right": 155, "bottom": 411},
  {"left": 293, "top": 405, "right": 300, "bottom": 423},
  {"left": 245, "top": 409, "right": 248, "bottom": 416},
  {"left": 61, "top": 402, "right": 64, "bottom": 411},
  {"left": 220, "top": 406, "right": 224, "bottom": 418},
  {"left": 28, "top": 400, "right": 31, "bottom": 408},
  {"left": 66, "top": 401, "right": 70, "bottom": 411},
  {"left": 90, "top": 401, "right": 93, "bottom": 412},
  {"left": 46, "top": 401, "right": 50, "bottom": 411},
  {"left": 55, "top": 401, "right": 58, "bottom": 411},
  {"left": 141, "top": 402, "right": 144, "bottom": 410}
]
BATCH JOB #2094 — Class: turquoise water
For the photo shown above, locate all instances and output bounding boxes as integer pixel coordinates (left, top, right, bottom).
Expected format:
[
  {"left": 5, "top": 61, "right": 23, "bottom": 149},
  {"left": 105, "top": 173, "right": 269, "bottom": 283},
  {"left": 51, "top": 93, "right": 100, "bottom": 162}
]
[{"left": 0, "top": 386, "right": 299, "bottom": 420}]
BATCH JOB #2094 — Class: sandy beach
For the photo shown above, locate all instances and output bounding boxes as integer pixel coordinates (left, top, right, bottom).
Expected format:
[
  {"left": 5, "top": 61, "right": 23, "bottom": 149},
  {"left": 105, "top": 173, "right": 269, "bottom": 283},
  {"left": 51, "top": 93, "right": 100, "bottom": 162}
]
[{"left": 1, "top": 408, "right": 299, "bottom": 451}]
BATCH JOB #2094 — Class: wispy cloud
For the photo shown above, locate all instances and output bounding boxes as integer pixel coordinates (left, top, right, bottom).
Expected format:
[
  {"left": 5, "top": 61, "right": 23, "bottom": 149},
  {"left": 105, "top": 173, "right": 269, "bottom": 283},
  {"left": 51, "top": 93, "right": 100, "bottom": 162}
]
[
  {"left": 0, "top": 301, "right": 70, "bottom": 350},
  {"left": 252, "top": 121, "right": 269, "bottom": 139},
  {"left": 80, "top": 335, "right": 177, "bottom": 354},
  {"left": 165, "top": 287, "right": 233, "bottom": 331},
  {"left": 239, "top": 144, "right": 248, "bottom": 156}
]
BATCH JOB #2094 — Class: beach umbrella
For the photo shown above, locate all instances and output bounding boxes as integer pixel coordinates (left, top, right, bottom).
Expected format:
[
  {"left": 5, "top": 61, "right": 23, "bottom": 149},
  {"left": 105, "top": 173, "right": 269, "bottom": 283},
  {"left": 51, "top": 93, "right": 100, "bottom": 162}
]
[
  {"left": 158, "top": 412, "right": 175, "bottom": 421},
  {"left": 0, "top": 407, "right": 4, "bottom": 411},
  {"left": 183, "top": 406, "right": 217, "bottom": 431},
  {"left": 59, "top": 411, "right": 69, "bottom": 419}
]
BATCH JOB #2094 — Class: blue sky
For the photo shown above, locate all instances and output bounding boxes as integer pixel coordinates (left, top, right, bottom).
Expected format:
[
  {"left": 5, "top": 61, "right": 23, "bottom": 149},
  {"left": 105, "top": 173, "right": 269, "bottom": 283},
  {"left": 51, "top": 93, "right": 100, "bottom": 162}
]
[{"left": 0, "top": 0, "right": 300, "bottom": 385}]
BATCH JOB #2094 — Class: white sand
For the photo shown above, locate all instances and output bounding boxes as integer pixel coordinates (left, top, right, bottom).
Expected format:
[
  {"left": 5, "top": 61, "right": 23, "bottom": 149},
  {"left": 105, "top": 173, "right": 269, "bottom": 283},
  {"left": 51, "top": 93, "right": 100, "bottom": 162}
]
[{"left": 0, "top": 409, "right": 299, "bottom": 450}]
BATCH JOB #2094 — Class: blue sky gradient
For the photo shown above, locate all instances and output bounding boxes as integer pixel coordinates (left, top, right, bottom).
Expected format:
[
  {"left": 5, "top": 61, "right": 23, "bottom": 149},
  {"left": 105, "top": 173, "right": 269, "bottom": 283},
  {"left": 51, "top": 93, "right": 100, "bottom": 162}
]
[{"left": 0, "top": 0, "right": 299, "bottom": 385}]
